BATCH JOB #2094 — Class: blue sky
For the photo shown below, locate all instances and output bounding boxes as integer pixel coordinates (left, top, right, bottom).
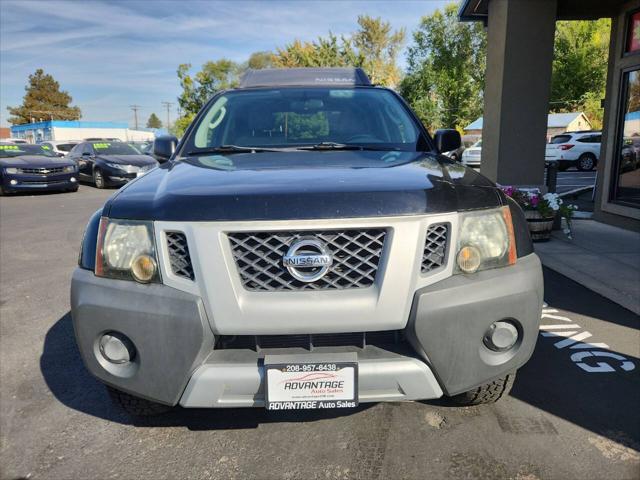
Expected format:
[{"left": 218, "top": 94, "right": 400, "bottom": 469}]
[{"left": 0, "top": 0, "right": 450, "bottom": 127}]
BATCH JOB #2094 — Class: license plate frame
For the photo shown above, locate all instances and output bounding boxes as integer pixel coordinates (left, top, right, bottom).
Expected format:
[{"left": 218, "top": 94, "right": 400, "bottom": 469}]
[{"left": 264, "top": 353, "right": 358, "bottom": 410}]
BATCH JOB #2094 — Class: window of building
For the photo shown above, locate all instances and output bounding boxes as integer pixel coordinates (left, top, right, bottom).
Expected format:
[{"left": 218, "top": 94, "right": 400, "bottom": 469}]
[
  {"left": 626, "top": 10, "right": 640, "bottom": 54},
  {"left": 611, "top": 69, "right": 640, "bottom": 208}
]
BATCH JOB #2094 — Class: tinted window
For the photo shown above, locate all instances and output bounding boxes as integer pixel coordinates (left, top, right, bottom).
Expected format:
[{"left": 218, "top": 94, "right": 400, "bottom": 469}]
[
  {"left": 90, "top": 142, "right": 139, "bottom": 155},
  {"left": 0, "top": 144, "right": 55, "bottom": 158},
  {"left": 611, "top": 69, "right": 640, "bottom": 207},
  {"left": 550, "top": 135, "right": 572, "bottom": 144},
  {"left": 187, "top": 88, "right": 422, "bottom": 152},
  {"left": 57, "top": 143, "right": 77, "bottom": 152}
]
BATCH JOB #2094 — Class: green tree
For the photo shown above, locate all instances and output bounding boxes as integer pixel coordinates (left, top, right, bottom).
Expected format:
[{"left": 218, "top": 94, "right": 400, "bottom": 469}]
[
  {"left": 146, "top": 112, "right": 162, "bottom": 129},
  {"left": 400, "top": 4, "right": 486, "bottom": 131},
  {"left": 7, "top": 69, "right": 81, "bottom": 124},
  {"left": 247, "top": 51, "right": 274, "bottom": 70},
  {"left": 550, "top": 19, "right": 611, "bottom": 129},
  {"left": 272, "top": 15, "right": 405, "bottom": 87},
  {"left": 174, "top": 59, "right": 239, "bottom": 136}
]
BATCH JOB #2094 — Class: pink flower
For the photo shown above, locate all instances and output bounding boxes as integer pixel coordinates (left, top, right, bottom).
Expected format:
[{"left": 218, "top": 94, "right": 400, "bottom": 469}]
[
  {"left": 530, "top": 195, "right": 539, "bottom": 207},
  {"left": 502, "top": 186, "right": 515, "bottom": 197}
]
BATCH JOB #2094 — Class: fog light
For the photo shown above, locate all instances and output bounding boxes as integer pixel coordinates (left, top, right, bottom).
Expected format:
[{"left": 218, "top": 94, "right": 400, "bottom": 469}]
[
  {"left": 70, "top": 177, "right": 77, "bottom": 183},
  {"left": 10, "top": 179, "right": 18, "bottom": 185},
  {"left": 99, "top": 333, "right": 135, "bottom": 364},
  {"left": 131, "top": 254, "right": 156, "bottom": 283},
  {"left": 457, "top": 245, "right": 481, "bottom": 273},
  {"left": 483, "top": 321, "right": 519, "bottom": 352}
]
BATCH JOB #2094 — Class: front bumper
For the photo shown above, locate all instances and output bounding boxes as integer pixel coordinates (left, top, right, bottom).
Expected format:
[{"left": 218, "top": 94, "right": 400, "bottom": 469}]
[
  {"left": 1, "top": 172, "right": 77, "bottom": 192},
  {"left": 71, "top": 253, "right": 543, "bottom": 407}
]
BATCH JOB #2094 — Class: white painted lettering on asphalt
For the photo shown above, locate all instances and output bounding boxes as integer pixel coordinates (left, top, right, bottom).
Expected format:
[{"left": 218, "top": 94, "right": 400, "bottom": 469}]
[{"left": 539, "top": 306, "right": 636, "bottom": 373}]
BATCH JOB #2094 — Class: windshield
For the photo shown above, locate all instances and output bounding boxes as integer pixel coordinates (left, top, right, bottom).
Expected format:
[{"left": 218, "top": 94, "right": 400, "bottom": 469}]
[
  {"left": 0, "top": 144, "right": 55, "bottom": 158},
  {"left": 185, "top": 87, "right": 422, "bottom": 153},
  {"left": 92, "top": 142, "right": 140, "bottom": 155}
]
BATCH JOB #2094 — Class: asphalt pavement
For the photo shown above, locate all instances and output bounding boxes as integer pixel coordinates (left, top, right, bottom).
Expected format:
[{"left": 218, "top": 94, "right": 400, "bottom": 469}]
[{"left": 1, "top": 186, "right": 638, "bottom": 480}]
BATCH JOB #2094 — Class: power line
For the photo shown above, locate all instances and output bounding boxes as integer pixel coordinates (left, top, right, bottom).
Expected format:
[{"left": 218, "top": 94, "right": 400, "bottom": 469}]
[
  {"left": 161, "top": 101, "right": 173, "bottom": 130},
  {"left": 129, "top": 104, "right": 141, "bottom": 130}
]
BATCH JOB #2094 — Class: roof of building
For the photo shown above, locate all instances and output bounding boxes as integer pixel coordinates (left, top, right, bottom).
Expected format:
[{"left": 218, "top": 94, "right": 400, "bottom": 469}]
[
  {"left": 238, "top": 68, "right": 372, "bottom": 88},
  {"left": 10, "top": 121, "right": 128, "bottom": 132},
  {"left": 458, "top": 0, "right": 625, "bottom": 22},
  {"left": 464, "top": 112, "right": 591, "bottom": 131}
]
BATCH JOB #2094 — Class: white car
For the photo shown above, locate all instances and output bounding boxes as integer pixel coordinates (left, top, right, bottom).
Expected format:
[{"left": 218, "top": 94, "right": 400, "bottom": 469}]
[
  {"left": 545, "top": 131, "right": 601, "bottom": 171},
  {"left": 39, "top": 140, "right": 80, "bottom": 157},
  {"left": 461, "top": 139, "right": 482, "bottom": 167}
]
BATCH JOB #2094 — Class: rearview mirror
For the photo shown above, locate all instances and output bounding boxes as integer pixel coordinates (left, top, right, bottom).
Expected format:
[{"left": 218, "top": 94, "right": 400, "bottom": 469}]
[
  {"left": 434, "top": 129, "right": 461, "bottom": 154},
  {"left": 153, "top": 135, "right": 178, "bottom": 163}
]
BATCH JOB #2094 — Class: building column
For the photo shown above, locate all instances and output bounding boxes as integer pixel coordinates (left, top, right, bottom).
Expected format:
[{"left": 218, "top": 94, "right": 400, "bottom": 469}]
[{"left": 482, "top": 0, "right": 558, "bottom": 186}]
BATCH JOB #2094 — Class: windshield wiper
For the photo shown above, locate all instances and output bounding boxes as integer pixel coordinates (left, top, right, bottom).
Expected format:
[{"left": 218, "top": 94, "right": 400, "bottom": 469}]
[
  {"left": 296, "top": 142, "right": 397, "bottom": 151},
  {"left": 186, "top": 145, "right": 285, "bottom": 156}
]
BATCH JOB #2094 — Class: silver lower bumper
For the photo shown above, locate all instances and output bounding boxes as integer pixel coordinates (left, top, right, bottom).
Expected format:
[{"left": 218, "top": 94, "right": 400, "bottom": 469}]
[{"left": 179, "top": 347, "right": 443, "bottom": 408}]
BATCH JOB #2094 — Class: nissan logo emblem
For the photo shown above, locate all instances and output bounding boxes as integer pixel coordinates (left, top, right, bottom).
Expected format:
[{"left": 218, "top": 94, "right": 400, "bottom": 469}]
[{"left": 283, "top": 238, "right": 333, "bottom": 283}]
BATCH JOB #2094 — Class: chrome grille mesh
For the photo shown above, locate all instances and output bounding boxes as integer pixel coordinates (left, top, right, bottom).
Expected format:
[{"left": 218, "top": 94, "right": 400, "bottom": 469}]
[
  {"left": 165, "top": 232, "right": 194, "bottom": 280},
  {"left": 19, "top": 166, "right": 66, "bottom": 175},
  {"left": 421, "top": 223, "right": 449, "bottom": 273},
  {"left": 228, "top": 229, "right": 387, "bottom": 291}
]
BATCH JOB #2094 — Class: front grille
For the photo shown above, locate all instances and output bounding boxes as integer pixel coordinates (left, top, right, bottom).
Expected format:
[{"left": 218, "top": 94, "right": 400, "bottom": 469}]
[
  {"left": 228, "top": 229, "right": 387, "bottom": 291},
  {"left": 215, "top": 330, "right": 404, "bottom": 351},
  {"left": 18, "top": 167, "right": 66, "bottom": 175},
  {"left": 165, "top": 232, "right": 194, "bottom": 280},
  {"left": 421, "top": 223, "right": 449, "bottom": 273}
]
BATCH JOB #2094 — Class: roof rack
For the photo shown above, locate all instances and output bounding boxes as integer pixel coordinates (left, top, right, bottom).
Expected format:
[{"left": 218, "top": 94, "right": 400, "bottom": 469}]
[{"left": 238, "top": 68, "right": 372, "bottom": 88}]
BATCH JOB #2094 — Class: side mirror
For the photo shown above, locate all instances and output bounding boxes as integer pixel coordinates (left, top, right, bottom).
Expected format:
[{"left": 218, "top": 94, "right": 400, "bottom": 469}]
[
  {"left": 153, "top": 135, "right": 178, "bottom": 163},
  {"left": 434, "top": 129, "right": 461, "bottom": 154}
]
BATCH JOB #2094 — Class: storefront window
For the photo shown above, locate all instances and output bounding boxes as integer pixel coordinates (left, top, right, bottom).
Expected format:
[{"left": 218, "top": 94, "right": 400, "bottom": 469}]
[
  {"left": 626, "top": 11, "right": 640, "bottom": 54},
  {"left": 612, "top": 69, "right": 640, "bottom": 208}
]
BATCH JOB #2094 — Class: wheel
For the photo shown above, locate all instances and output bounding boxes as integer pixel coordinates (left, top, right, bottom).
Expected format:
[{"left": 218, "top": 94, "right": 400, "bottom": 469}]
[
  {"left": 449, "top": 372, "right": 516, "bottom": 406},
  {"left": 107, "top": 386, "right": 171, "bottom": 417},
  {"left": 577, "top": 153, "right": 596, "bottom": 171},
  {"left": 93, "top": 168, "right": 106, "bottom": 189}
]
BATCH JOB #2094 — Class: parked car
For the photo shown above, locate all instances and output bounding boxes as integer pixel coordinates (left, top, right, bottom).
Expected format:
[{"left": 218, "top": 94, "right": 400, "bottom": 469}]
[
  {"left": 39, "top": 140, "right": 79, "bottom": 157},
  {"left": 72, "top": 68, "right": 542, "bottom": 417},
  {"left": 128, "top": 141, "right": 152, "bottom": 154},
  {"left": 0, "top": 143, "right": 78, "bottom": 194},
  {"left": 3, "top": 138, "right": 29, "bottom": 144},
  {"left": 545, "top": 131, "right": 601, "bottom": 171},
  {"left": 67, "top": 141, "right": 158, "bottom": 188},
  {"left": 461, "top": 139, "right": 482, "bottom": 167}
]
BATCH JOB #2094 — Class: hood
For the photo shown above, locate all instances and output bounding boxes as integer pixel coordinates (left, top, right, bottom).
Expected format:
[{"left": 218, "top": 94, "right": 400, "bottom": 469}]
[
  {"left": 0, "top": 155, "right": 75, "bottom": 168},
  {"left": 96, "top": 154, "right": 157, "bottom": 166},
  {"left": 104, "top": 150, "right": 502, "bottom": 221}
]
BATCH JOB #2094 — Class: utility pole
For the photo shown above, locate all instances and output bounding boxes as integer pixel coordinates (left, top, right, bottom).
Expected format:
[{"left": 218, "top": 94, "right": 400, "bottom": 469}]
[
  {"left": 161, "top": 101, "right": 173, "bottom": 131},
  {"left": 130, "top": 105, "right": 141, "bottom": 130}
]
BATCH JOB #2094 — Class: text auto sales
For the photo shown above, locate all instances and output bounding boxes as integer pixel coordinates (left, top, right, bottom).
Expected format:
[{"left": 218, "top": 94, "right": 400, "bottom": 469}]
[{"left": 269, "top": 401, "right": 357, "bottom": 410}]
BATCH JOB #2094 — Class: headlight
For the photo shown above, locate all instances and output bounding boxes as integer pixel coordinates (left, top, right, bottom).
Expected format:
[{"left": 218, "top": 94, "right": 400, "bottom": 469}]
[
  {"left": 63, "top": 165, "right": 76, "bottom": 173},
  {"left": 95, "top": 218, "right": 160, "bottom": 283},
  {"left": 105, "top": 162, "right": 133, "bottom": 172},
  {"left": 455, "top": 206, "right": 516, "bottom": 274},
  {"left": 5, "top": 167, "right": 18, "bottom": 174}
]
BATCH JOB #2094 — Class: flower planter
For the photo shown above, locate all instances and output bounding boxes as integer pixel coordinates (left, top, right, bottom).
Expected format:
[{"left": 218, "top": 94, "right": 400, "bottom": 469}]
[{"left": 524, "top": 211, "right": 555, "bottom": 242}]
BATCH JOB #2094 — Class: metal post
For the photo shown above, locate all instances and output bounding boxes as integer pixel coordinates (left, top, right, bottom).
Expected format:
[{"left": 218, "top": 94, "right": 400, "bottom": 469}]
[{"left": 545, "top": 161, "right": 558, "bottom": 193}]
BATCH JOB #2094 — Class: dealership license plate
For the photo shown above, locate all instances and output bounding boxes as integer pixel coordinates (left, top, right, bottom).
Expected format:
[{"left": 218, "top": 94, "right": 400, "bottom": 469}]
[{"left": 264, "top": 353, "right": 358, "bottom": 410}]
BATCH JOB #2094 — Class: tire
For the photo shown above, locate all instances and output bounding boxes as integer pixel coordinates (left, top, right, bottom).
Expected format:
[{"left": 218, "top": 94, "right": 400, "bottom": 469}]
[
  {"left": 449, "top": 372, "right": 516, "bottom": 406},
  {"left": 577, "top": 153, "right": 596, "bottom": 171},
  {"left": 93, "top": 168, "right": 106, "bottom": 189},
  {"left": 107, "top": 386, "right": 172, "bottom": 417}
]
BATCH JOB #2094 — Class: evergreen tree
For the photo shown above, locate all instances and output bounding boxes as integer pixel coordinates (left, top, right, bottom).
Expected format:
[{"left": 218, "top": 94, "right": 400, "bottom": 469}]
[
  {"left": 7, "top": 69, "right": 81, "bottom": 125},
  {"left": 146, "top": 113, "right": 162, "bottom": 129}
]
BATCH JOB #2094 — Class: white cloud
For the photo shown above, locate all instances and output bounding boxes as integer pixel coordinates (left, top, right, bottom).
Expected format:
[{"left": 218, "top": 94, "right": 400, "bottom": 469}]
[{"left": 0, "top": 0, "right": 449, "bottom": 125}]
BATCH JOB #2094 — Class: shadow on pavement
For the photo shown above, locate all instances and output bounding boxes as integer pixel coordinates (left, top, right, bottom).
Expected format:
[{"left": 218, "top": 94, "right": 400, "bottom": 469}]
[
  {"left": 509, "top": 268, "right": 640, "bottom": 445},
  {"left": 40, "top": 312, "right": 372, "bottom": 429},
  {"left": 544, "top": 267, "right": 639, "bottom": 330}
]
